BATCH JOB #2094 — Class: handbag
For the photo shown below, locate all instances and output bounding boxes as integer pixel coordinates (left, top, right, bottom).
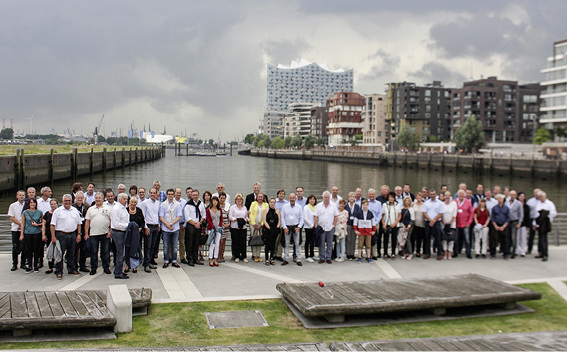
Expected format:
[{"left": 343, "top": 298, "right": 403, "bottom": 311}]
[
  {"left": 199, "top": 226, "right": 209, "bottom": 245},
  {"left": 237, "top": 218, "right": 247, "bottom": 229},
  {"left": 249, "top": 235, "right": 265, "bottom": 246}
]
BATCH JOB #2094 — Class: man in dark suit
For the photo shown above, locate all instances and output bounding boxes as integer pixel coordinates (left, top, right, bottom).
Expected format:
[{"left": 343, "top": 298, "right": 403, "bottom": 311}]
[{"left": 245, "top": 182, "right": 267, "bottom": 211}]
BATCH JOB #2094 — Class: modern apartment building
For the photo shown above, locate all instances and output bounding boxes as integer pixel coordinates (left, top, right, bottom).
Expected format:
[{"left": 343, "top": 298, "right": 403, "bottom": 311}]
[
  {"left": 451, "top": 77, "right": 541, "bottom": 143},
  {"left": 261, "top": 111, "right": 286, "bottom": 138},
  {"left": 540, "top": 39, "right": 567, "bottom": 128},
  {"left": 362, "top": 94, "right": 386, "bottom": 145},
  {"left": 326, "top": 92, "right": 364, "bottom": 145},
  {"left": 385, "top": 81, "right": 452, "bottom": 143},
  {"left": 309, "top": 107, "right": 328, "bottom": 140},
  {"left": 283, "top": 102, "right": 315, "bottom": 138}
]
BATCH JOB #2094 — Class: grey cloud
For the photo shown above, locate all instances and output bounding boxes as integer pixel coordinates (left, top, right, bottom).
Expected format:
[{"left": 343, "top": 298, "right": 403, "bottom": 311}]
[
  {"left": 408, "top": 62, "right": 468, "bottom": 88},
  {"left": 262, "top": 39, "right": 312, "bottom": 67},
  {"left": 359, "top": 49, "right": 401, "bottom": 82}
]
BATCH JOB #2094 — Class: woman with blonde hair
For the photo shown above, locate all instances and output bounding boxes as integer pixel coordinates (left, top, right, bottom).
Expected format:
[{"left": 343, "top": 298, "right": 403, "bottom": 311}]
[
  {"left": 229, "top": 193, "right": 249, "bottom": 263},
  {"left": 249, "top": 193, "right": 268, "bottom": 262}
]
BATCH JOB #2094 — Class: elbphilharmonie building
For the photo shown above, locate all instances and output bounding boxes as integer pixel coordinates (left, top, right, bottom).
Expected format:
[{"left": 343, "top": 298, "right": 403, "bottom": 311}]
[{"left": 266, "top": 59, "right": 354, "bottom": 112}]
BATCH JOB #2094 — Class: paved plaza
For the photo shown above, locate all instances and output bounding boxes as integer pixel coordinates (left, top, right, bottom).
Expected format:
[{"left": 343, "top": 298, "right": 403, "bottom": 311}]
[{"left": 1, "top": 247, "right": 566, "bottom": 303}]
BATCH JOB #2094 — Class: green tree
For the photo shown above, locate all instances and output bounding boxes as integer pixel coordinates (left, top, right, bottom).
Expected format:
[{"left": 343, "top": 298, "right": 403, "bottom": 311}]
[
  {"left": 303, "top": 134, "right": 316, "bottom": 149},
  {"left": 284, "top": 136, "right": 292, "bottom": 148},
  {"left": 272, "top": 136, "right": 285, "bottom": 149},
  {"left": 244, "top": 133, "right": 255, "bottom": 144},
  {"left": 534, "top": 127, "right": 552, "bottom": 145},
  {"left": 454, "top": 115, "right": 485, "bottom": 153},
  {"left": 253, "top": 134, "right": 265, "bottom": 147},
  {"left": 397, "top": 125, "right": 420, "bottom": 150},
  {"left": 291, "top": 135, "right": 303, "bottom": 148},
  {"left": 262, "top": 135, "right": 272, "bottom": 148},
  {"left": 208, "top": 139, "right": 214, "bottom": 145},
  {"left": 554, "top": 126, "right": 566, "bottom": 141},
  {"left": 257, "top": 140, "right": 264, "bottom": 149},
  {"left": 316, "top": 137, "right": 325, "bottom": 147},
  {"left": 0, "top": 128, "right": 14, "bottom": 140}
]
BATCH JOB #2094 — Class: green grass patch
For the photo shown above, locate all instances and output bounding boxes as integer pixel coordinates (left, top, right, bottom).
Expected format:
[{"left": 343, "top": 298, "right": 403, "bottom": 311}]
[
  {"left": 0, "top": 145, "right": 151, "bottom": 155},
  {"left": 1, "top": 283, "right": 565, "bottom": 350}
]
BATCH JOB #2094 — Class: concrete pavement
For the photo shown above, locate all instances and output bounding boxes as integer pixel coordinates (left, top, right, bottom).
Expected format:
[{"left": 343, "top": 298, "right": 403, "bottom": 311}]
[{"left": 1, "top": 247, "right": 567, "bottom": 303}]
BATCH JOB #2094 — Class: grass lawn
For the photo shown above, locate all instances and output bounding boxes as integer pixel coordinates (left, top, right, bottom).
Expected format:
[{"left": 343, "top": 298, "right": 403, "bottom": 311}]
[
  {"left": 0, "top": 145, "right": 151, "bottom": 155},
  {"left": 1, "top": 283, "right": 565, "bottom": 350}
]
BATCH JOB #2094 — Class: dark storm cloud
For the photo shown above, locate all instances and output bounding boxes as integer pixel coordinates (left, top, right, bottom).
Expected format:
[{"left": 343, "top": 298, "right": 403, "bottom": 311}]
[
  {"left": 0, "top": 1, "right": 264, "bottom": 134},
  {"left": 408, "top": 62, "right": 468, "bottom": 88}
]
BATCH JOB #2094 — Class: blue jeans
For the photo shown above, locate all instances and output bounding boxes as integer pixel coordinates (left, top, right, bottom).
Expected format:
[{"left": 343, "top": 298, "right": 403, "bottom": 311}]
[
  {"left": 319, "top": 228, "right": 335, "bottom": 260},
  {"left": 336, "top": 235, "right": 346, "bottom": 259},
  {"left": 163, "top": 230, "right": 179, "bottom": 263},
  {"left": 455, "top": 227, "right": 471, "bottom": 256},
  {"left": 55, "top": 232, "right": 78, "bottom": 275},
  {"left": 90, "top": 235, "right": 110, "bottom": 271},
  {"left": 111, "top": 229, "right": 126, "bottom": 276}
]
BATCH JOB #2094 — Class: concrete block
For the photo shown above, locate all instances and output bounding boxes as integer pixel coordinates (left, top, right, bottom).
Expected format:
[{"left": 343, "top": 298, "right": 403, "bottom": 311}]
[{"left": 106, "top": 285, "right": 132, "bottom": 333}]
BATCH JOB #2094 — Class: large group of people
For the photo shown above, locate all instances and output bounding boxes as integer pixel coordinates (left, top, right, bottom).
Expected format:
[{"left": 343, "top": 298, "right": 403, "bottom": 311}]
[{"left": 7, "top": 180, "right": 557, "bottom": 280}]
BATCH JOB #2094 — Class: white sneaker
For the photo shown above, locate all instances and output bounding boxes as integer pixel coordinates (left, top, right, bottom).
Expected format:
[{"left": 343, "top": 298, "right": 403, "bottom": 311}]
[
  {"left": 243, "top": 258, "right": 249, "bottom": 263},
  {"left": 306, "top": 257, "right": 314, "bottom": 263},
  {"left": 235, "top": 258, "right": 240, "bottom": 263},
  {"left": 336, "top": 258, "right": 344, "bottom": 262}
]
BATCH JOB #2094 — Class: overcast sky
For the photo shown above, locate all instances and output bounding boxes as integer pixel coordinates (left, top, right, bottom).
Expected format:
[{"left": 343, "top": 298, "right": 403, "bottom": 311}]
[{"left": 1, "top": 1, "right": 565, "bottom": 141}]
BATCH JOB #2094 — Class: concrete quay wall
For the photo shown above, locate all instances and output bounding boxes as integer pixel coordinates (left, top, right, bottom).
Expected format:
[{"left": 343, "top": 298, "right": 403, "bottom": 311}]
[
  {"left": 250, "top": 149, "right": 565, "bottom": 178},
  {"left": 5, "top": 146, "right": 162, "bottom": 193}
]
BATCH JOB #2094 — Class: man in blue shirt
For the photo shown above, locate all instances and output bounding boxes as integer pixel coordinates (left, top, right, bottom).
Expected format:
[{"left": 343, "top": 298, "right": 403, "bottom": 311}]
[
  {"left": 423, "top": 189, "right": 444, "bottom": 260},
  {"left": 158, "top": 189, "right": 183, "bottom": 268},
  {"left": 281, "top": 193, "right": 304, "bottom": 266},
  {"left": 490, "top": 194, "right": 510, "bottom": 259}
]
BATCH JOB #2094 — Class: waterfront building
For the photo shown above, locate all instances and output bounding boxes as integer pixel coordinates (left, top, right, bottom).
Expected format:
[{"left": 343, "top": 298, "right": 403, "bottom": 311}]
[
  {"left": 262, "top": 59, "right": 353, "bottom": 139},
  {"left": 385, "top": 81, "right": 452, "bottom": 144},
  {"left": 362, "top": 94, "right": 386, "bottom": 146},
  {"left": 451, "top": 77, "right": 541, "bottom": 143},
  {"left": 309, "top": 106, "right": 328, "bottom": 141},
  {"left": 540, "top": 39, "right": 567, "bottom": 129},
  {"left": 283, "top": 103, "right": 316, "bottom": 139},
  {"left": 266, "top": 59, "right": 354, "bottom": 113},
  {"left": 261, "top": 111, "right": 286, "bottom": 139},
  {"left": 326, "top": 92, "right": 364, "bottom": 145}
]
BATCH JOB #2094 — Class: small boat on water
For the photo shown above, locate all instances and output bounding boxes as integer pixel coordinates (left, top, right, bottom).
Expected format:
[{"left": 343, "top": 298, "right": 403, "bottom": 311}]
[{"left": 196, "top": 152, "right": 216, "bottom": 157}]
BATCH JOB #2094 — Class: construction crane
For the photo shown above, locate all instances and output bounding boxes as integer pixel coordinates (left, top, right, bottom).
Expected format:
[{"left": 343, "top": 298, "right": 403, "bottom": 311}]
[{"left": 93, "top": 114, "right": 104, "bottom": 144}]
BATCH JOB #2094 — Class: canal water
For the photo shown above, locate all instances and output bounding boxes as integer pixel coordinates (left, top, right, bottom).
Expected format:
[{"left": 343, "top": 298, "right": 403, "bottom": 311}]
[{"left": 1, "top": 150, "right": 566, "bottom": 211}]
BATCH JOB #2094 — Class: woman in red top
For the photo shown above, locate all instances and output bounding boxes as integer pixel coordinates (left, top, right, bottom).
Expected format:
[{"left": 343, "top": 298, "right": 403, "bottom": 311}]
[
  {"left": 206, "top": 196, "right": 223, "bottom": 267},
  {"left": 473, "top": 198, "right": 490, "bottom": 258}
]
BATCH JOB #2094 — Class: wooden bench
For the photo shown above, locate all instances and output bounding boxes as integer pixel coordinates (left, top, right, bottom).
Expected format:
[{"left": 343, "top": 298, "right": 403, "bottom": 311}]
[
  {"left": 0, "top": 287, "right": 152, "bottom": 336},
  {"left": 276, "top": 274, "right": 541, "bottom": 324}
]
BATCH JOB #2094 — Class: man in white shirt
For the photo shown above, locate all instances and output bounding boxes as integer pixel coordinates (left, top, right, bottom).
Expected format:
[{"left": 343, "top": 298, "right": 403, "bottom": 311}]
[
  {"left": 37, "top": 186, "right": 52, "bottom": 215},
  {"left": 212, "top": 182, "right": 231, "bottom": 206},
  {"left": 274, "top": 189, "right": 289, "bottom": 261},
  {"left": 330, "top": 186, "right": 343, "bottom": 207},
  {"left": 8, "top": 190, "right": 25, "bottom": 271},
  {"left": 534, "top": 191, "right": 557, "bottom": 262},
  {"left": 484, "top": 190, "right": 498, "bottom": 213},
  {"left": 423, "top": 189, "right": 444, "bottom": 260},
  {"left": 159, "top": 189, "right": 183, "bottom": 268},
  {"left": 84, "top": 182, "right": 96, "bottom": 205},
  {"left": 50, "top": 194, "right": 82, "bottom": 279},
  {"left": 174, "top": 187, "right": 188, "bottom": 264},
  {"left": 184, "top": 189, "right": 206, "bottom": 266},
  {"left": 137, "top": 187, "right": 147, "bottom": 205},
  {"left": 104, "top": 190, "right": 116, "bottom": 208},
  {"left": 526, "top": 188, "right": 541, "bottom": 255},
  {"left": 84, "top": 192, "right": 112, "bottom": 275},
  {"left": 141, "top": 188, "right": 160, "bottom": 267},
  {"left": 110, "top": 193, "right": 130, "bottom": 279},
  {"left": 314, "top": 191, "right": 339, "bottom": 264},
  {"left": 281, "top": 193, "right": 304, "bottom": 266}
]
